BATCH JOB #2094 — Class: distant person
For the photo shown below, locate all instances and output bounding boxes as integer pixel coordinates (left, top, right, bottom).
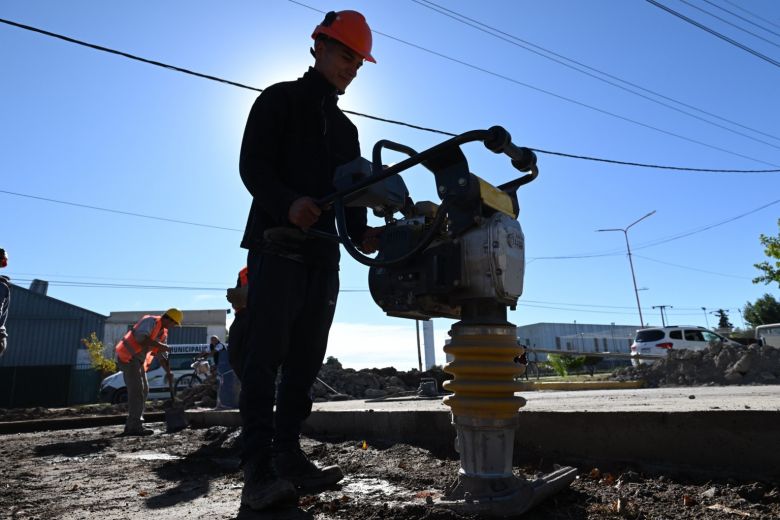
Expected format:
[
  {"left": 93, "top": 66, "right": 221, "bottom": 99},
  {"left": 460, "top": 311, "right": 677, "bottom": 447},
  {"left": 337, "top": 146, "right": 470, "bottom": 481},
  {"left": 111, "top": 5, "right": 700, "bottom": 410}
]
[
  {"left": 237, "top": 10, "right": 381, "bottom": 511},
  {"left": 514, "top": 343, "right": 529, "bottom": 380},
  {"left": 114, "top": 309, "right": 183, "bottom": 436},
  {"left": 199, "top": 335, "right": 226, "bottom": 368},
  {"left": 0, "top": 248, "right": 9, "bottom": 358}
]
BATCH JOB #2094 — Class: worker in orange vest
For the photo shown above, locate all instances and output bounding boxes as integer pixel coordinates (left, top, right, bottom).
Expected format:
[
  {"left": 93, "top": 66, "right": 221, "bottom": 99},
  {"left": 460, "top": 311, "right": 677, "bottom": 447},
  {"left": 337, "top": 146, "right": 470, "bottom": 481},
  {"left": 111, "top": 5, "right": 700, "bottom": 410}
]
[{"left": 114, "top": 308, "right": 183, "bottom": 435}]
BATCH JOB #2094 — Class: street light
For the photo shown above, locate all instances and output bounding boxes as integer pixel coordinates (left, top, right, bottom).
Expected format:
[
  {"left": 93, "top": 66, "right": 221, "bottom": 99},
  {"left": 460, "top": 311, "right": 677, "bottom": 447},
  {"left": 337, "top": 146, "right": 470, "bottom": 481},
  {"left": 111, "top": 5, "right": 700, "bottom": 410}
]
[{"left": 597, "top": 210, "right": 656, "bottom": 327}]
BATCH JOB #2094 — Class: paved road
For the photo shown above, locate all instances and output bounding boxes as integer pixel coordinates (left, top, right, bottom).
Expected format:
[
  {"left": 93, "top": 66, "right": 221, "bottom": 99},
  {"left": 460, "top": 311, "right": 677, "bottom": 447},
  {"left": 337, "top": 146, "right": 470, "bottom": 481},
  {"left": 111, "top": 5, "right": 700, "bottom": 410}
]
[{"left": 312, "top": 384, "right": 780, "bottom": 412}]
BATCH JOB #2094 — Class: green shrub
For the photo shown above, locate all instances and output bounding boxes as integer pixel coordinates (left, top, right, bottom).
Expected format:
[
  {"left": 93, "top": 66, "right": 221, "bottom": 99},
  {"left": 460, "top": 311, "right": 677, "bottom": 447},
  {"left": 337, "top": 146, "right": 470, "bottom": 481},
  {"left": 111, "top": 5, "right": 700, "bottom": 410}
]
[
  {"left": 545, "top": 353, "right": 586, "bottom": 377},
  {"left": 82, "top": 332, "right": 116, "bottom": 374}
]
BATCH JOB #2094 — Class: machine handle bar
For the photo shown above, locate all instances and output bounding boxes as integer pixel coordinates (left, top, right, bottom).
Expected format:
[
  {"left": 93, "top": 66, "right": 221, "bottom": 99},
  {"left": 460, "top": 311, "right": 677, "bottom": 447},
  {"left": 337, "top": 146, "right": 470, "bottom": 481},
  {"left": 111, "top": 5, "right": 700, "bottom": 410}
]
[{"left": 317, "top": 127, "right": 535, "bottom": 208}]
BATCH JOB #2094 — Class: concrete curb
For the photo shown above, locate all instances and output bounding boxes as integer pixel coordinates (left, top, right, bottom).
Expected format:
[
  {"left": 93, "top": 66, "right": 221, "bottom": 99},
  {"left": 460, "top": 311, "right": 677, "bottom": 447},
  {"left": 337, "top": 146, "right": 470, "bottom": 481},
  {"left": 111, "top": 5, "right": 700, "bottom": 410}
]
[
  {"left": 300, "top": 408, "right": 780, "bottom": 481},
  {"left": 2, "top": 401, "right": 778, "bottom": 481},
  {"left": 0, "top": 412, "right": 165, "bottom": 434}
]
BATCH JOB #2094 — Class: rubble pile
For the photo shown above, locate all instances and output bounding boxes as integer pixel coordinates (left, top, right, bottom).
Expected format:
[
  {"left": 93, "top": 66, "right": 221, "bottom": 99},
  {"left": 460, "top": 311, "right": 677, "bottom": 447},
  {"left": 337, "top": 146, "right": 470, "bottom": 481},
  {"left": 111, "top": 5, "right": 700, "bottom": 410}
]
[
  {"left": 313, "top": 357, "right": 451, "bottom": 400},
  {"left": 612, "top": 342, "right": 780, "bottom": 387}
]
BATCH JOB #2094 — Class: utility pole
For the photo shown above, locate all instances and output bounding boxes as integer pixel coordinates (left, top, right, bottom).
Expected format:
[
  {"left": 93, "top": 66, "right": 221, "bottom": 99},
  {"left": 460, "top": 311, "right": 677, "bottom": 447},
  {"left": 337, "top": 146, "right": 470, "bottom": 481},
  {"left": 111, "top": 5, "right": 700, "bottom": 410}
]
[
  {"left": 597, "top": 210, "right": 656, "bottom": 327},
  {"left": 701, "top": 307, "right": 710, "bottom": 328},
  {"left": 653, "top": 305, "right": 673, "bottom": 327},
  {"left": 415, "top": 320, "right": 423, "bottom": 372}
]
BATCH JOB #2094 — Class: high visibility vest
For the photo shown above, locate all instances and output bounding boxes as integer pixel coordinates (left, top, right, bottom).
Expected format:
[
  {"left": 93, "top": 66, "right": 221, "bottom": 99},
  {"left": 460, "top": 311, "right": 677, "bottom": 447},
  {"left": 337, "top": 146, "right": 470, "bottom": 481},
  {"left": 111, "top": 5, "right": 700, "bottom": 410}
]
[
  {"left": 233, "top": 266, "right": 249, "bottom": 314},
  {"left": 115, "top": 315, "right": 168, "bottom": 368}
]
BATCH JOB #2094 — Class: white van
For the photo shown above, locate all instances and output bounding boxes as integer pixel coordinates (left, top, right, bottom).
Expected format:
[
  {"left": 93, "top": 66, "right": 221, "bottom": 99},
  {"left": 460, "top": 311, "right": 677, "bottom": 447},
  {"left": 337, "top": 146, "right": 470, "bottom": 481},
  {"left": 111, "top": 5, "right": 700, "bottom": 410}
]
[
  {"left": 755, "top": 323, "right": 780, "bottom": 348},
  {"left": 630, "top": 326, "right": 740, "bottom": 365},
  {"left": 99, "top": 344, "right": 210, "bottom": 404}
]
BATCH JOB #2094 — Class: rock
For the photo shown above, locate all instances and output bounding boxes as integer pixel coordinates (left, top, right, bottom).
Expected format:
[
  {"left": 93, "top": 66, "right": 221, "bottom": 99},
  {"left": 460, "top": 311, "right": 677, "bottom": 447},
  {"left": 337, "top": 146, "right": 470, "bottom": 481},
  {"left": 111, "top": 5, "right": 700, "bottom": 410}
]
[
  {"left": 729, "top": 352, "right": 754, "bottom": 375},
  {"left": 364, "top": 388, "right": 387, "bottom": 398},
  {"left": 724, "top": 370, "right": 743, "bottom": 382},
  {"left": 736, "top": 482, "right": 766, "bottom": 502},
  {"left": 700, "top": 487, "right": 718, "bottom": 499}
]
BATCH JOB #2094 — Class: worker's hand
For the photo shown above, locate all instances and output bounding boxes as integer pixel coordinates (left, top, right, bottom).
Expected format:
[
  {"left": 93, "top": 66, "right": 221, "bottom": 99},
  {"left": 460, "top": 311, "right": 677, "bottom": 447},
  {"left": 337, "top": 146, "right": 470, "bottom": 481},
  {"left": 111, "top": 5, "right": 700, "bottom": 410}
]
[
  {"left": 359, "top": 226, "right": 383, "bottom": 254},
  {"left": 226, "top": 286, "right": 248, "bottom": 309},
  {"left": 288, "top": 197, "right": 322, "bottom": 231}
]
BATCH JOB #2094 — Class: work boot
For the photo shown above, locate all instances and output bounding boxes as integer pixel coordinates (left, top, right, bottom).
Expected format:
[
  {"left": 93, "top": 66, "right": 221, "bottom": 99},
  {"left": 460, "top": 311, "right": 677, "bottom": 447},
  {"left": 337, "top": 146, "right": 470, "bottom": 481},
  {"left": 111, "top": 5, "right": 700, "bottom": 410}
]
[
  {"left": 273, "top": 446, "right": 344, "bottom": 490},
  {"left": 123, "top": 426, "right": 154, "bottom": 436},
  {"left": 240, "top": 457, "right": 297, "bottom": 511}
]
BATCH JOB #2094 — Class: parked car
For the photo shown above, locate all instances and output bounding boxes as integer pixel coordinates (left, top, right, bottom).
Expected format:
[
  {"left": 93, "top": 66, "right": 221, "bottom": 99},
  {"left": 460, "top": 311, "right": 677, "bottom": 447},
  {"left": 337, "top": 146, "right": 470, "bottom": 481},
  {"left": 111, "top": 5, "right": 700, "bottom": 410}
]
[{"left": 630, "top": 326, "right": 741, "bottom": 365}]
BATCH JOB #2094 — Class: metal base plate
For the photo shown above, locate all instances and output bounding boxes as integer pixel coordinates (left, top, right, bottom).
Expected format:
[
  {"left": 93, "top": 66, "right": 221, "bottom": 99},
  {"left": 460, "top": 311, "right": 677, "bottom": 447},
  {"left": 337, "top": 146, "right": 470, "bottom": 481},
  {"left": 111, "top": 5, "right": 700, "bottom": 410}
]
[{"left": 435, "top": 466, "right": 577, "bottom": 517}]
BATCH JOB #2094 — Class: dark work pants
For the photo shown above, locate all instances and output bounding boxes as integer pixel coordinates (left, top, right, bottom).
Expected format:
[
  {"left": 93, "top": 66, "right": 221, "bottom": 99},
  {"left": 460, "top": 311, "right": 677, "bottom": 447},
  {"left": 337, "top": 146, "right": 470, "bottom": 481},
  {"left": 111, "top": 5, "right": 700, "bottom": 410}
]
[{"left": 239, "top": 251, "right": 339, "bottom": 465}]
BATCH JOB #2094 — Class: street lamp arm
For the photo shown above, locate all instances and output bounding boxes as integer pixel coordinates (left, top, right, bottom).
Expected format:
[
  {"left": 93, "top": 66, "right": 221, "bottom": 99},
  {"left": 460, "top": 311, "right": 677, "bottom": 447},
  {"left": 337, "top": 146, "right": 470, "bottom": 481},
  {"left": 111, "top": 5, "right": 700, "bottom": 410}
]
[{"left": 626, "top": 210, "right": 656, "bottom": 230}]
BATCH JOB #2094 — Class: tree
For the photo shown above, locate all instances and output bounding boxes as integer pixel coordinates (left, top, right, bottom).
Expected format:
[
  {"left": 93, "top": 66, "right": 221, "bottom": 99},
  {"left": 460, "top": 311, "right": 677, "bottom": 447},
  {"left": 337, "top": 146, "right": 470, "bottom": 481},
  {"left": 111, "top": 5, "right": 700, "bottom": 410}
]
[
  {"left": 743, "top": 294, "right": 780, "bottom": 328},
  {"left": 714, "top": 309, "right": 732, "bottom": 330},
  {"left": 753, "top": 219, "right": 780, "bottom": 288},
  {"left": 81, "top": 332, "right": 116, "bottom": 375}
]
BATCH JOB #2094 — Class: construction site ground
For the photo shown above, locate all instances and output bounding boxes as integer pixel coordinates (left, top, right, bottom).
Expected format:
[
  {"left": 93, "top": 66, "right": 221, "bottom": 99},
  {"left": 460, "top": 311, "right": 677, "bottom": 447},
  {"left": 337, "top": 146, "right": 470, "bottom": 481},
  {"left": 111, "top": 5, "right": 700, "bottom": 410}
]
[{"left": 3, "top": 385, "right": 779, "bottom": 520}]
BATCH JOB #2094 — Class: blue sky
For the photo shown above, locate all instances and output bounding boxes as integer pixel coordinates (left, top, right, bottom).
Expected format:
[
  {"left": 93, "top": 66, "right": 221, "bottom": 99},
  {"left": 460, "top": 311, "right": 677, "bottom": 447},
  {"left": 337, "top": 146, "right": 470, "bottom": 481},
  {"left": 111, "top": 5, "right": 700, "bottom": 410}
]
[{"left": 2, "top": 0, "right": 779, "bottom": 369}]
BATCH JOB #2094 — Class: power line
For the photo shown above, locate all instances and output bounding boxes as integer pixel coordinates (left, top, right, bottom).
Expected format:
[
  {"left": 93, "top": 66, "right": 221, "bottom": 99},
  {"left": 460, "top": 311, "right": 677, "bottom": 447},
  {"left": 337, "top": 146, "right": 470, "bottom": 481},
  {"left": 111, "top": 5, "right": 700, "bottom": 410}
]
[
  {"left": 646, "top": 0, "right": 780, "bottom": 68},
  {"left": 3, "top": 15, "right": 779, "bottom": 173},
  {"left": 529, "top": 198, "right": 780, "bottom": 260},
  {"left": 0, "top": 189, "right": 243, "bottom": 232},
  {"left": 630, "top": 198, "right": 780, "bottom": 251},
  {"left": 700, "top": 0, "right": 780, "bottom": 40},
  {"left": 633, "top": 254, "right": 752, "bottom": 280},
  {"left": 723, "top": 0, "right": 780, "bottom": 32},
  {"left": 290, "top": 0, "right": 779, "bottom": 167},
  {"left": 413, "top": 0, "right": 780, "bottom": 151},
  {"left": 682, "top": 0, "right": 780, "bottom": 48},
  {"left": 10, "top": 277, "right": 372, "bottom": 292},
  {"left": 6, "top": 276, "right": 744, "bottom": 318},
  {"left": 6, "top": 271, "right": 230, "bottom": 285}
]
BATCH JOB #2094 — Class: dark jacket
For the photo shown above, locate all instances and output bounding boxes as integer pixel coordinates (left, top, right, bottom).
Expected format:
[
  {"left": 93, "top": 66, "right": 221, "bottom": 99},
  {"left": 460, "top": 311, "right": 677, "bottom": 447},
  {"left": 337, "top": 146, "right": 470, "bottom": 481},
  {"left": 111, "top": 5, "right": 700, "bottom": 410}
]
[
  {"left": 0, "top": 276, "right": 9, "bottom": 340},
  {"left": 239, "top": 67, "right": 367, "bottom": 269}
]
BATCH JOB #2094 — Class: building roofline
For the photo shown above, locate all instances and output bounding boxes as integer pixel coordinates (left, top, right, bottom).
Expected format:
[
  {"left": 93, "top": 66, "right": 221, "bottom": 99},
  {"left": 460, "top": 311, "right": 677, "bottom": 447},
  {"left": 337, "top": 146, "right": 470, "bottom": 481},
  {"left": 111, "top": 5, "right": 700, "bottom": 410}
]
[{"left": 9, "top": 282, "right": 107, "bottom": 319}]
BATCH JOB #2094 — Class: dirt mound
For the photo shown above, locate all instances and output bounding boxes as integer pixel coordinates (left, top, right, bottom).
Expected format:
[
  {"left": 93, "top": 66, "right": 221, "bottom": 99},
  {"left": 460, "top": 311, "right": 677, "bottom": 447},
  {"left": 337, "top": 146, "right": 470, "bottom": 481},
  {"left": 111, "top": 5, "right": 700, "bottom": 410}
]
[
  {"left": 314, "top": 358, "right": 451, "bottom": 400},
  {"left": 612, "top": 342, "right": 780, "bottom": 387}
]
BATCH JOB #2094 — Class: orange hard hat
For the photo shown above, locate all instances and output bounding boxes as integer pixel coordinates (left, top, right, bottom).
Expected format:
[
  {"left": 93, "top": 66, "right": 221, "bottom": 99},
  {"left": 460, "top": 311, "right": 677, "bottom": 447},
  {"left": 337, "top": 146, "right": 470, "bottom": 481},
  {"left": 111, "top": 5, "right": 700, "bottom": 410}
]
[{"left": 312, "top": 10, "right": 376, "bottom": 63}]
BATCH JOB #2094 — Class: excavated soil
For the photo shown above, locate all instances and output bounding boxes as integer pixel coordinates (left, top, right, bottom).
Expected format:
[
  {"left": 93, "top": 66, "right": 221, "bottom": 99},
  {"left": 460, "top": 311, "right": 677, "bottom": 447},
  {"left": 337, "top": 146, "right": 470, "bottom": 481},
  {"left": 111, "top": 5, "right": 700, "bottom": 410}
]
[
  {"left": 612, "top": 343, "right": 780, "bottom": 387},
  {"left": 2, "top": 423, "right": 778, "bottom": 519}
]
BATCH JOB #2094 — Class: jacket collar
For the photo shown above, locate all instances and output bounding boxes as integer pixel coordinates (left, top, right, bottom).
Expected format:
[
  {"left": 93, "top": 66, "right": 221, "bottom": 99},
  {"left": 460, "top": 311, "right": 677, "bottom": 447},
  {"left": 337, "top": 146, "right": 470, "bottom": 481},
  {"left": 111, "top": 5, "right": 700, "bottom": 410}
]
[{"left": 301, "top": 67, "right": 340, "bottom": 100}]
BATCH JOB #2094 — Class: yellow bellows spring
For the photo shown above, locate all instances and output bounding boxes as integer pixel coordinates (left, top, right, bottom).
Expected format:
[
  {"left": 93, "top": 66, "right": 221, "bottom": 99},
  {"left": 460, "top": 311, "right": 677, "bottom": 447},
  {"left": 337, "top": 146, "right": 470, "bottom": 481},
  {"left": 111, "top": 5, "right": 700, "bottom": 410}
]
[{"left": 443, "top": 332, "right": 526, "bottom": 419}]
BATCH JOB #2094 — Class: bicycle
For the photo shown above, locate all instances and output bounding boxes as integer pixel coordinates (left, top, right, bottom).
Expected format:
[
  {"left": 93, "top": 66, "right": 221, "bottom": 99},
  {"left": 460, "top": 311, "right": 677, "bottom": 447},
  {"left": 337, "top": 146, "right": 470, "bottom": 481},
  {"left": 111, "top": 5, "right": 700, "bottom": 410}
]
[{"left": 174, "top": 356, "right": 212, "bottom": 392}]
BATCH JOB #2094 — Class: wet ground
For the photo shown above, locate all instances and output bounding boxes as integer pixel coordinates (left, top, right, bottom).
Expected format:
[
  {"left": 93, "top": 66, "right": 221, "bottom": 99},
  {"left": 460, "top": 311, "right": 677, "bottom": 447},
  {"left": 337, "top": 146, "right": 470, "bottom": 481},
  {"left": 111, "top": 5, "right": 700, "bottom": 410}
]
[{"left": 2, "top": 422, "right": 779, "bottom": 519}]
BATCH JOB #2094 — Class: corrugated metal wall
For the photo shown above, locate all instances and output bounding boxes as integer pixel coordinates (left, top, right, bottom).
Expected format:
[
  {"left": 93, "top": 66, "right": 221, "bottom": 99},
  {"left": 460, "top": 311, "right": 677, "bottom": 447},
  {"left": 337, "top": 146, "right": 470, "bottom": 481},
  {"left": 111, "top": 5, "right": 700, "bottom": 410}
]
[
  {"left": 0, "top": 284, "right": 106, "bottom": 368},
  {"left": 169, "top": 326, "right": 208, "bottom": 344},
  {"left": 517, "top": 322, "right": 639, "bottom": 354},
  {"left": 0, "top": 284, "right": 107, "bottom": 407}
]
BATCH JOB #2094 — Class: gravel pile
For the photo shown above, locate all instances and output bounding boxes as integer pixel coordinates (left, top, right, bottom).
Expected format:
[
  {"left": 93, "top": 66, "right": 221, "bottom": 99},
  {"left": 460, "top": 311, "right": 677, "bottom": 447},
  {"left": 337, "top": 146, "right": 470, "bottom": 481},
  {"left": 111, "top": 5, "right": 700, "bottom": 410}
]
[{"left": 612, "top": 342, "right": 780, "bottom": 387}]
